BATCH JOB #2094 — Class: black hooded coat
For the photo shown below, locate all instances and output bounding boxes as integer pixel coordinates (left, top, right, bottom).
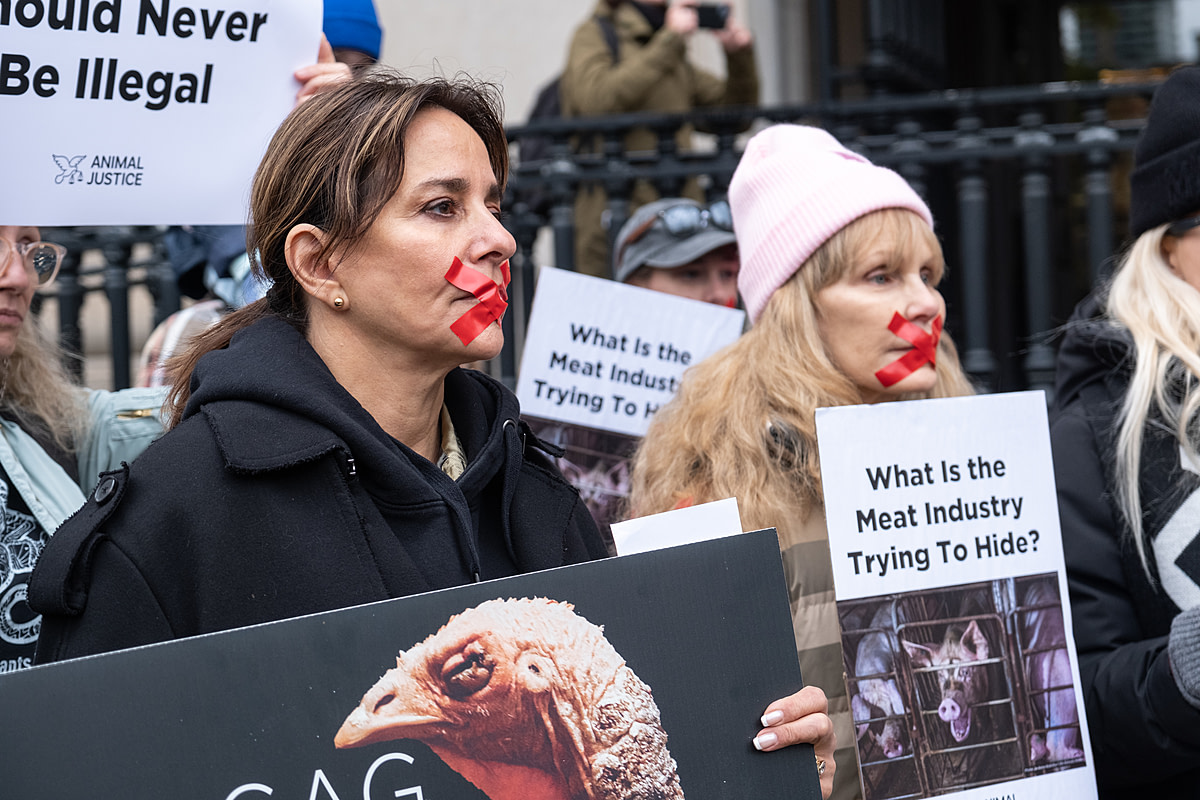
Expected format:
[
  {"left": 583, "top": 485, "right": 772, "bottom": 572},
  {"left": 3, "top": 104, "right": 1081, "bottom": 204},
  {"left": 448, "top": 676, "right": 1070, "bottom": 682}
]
[
  {"left": 30, "top": 317, "right": 611, "bottom": 662},
  {"left": 1050, "top": 293, "right": 1200, "bottom": 797}
]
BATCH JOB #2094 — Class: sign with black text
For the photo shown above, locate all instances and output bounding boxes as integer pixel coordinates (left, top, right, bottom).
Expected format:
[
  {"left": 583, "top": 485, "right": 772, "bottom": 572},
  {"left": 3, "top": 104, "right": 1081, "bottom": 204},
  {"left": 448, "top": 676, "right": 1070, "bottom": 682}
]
[
  {"left": 517, "top": 267, "right": 744, "bottom": 438},
  {"left": 0, "top": 530, "right": 818, "bottom": 799},
  {"left": 517, "top": 267, "right": 744, "bottom": 528},
  {"left": 816, "top": 392, "right": 1097, "bottom": 800},
  {"left": 1, "top": 0, "right": 322, "bottom": 224}
]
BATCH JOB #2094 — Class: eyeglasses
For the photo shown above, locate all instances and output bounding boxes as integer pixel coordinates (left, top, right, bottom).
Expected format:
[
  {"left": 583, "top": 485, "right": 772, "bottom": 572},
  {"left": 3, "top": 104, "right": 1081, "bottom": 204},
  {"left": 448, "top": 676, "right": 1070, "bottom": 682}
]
[
  {"left": 1167, "top": 215, "right": 1200, "bottom": 237},
  {"left": 0, "top": 239, "right": 66, "bottom": 286},
  {"left": 616, "top": 200, "right": 734, "bottom": 267}
]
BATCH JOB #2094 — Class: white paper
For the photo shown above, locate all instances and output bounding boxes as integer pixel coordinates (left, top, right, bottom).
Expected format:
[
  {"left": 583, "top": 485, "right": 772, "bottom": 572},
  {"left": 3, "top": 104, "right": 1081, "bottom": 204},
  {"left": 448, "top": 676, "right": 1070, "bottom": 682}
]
[
  {"left": 517, "top": 267, "right": 745, "bottom": 437},
  {"left": 0, "top": 0, "right": 323, "bottom": 225},
  {"left": 610, "top": 497, "right": 743, "bottom": 555}
]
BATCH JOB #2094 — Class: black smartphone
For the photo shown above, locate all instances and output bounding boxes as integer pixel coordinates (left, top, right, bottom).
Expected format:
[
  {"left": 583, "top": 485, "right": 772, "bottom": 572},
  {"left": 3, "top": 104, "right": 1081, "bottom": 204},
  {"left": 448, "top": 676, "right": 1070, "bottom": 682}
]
[{"left": 695, "top": 3, "right": 730, "bottom": 29}]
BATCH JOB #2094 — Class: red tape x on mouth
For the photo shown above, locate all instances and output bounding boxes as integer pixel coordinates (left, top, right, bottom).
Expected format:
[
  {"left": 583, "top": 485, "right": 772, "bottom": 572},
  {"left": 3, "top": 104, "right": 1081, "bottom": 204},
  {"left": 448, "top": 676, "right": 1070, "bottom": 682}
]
[
  {"left": 445, "top": 257, "right": 510, "bottom": 345},
  {"left": 874, "top": 312, "right": 942, "bottom": 388}
]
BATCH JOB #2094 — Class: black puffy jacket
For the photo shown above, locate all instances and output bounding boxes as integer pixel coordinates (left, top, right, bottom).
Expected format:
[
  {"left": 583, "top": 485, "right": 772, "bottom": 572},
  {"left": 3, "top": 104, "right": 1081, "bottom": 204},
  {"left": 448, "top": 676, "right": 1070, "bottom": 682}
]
[
  {"left": 31, "top": 316, "right": 611, "bottom": 662},
  {"left": 1050, "top": 293, "right": 1200, "bottom": 798}
]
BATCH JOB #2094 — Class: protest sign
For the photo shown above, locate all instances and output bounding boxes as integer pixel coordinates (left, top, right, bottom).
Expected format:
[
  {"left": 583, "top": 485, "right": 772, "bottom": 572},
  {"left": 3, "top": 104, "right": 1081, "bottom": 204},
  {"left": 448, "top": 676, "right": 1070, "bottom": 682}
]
[
  {"left": 0, "top": 530, "right": 818, "bottom": 799},
  {"left": 611, "top": 497, "right": 743, "bottom": 555},
  {"left": 816, "top": 391, "right": 1097, "bottom": 800},
  {"left": 0, "top": 0, "right": 322, "bottom": 225},
  {"left": 517, "top": 267, "right": 744, "bottom": 526},
  {"left": 517, "top": 267, "right": 744, "bottom": 437}
]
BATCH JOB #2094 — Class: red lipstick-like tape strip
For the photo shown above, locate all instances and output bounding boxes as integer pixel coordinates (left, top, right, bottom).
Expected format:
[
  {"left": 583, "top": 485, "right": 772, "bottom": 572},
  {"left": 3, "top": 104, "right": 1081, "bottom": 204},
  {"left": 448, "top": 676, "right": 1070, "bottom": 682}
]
[
  {"left": 874, "top": 312, "right": 942, "bottom": 388},
  {"left": 445, "top": 257, "right": 510, "bottom": 345}
]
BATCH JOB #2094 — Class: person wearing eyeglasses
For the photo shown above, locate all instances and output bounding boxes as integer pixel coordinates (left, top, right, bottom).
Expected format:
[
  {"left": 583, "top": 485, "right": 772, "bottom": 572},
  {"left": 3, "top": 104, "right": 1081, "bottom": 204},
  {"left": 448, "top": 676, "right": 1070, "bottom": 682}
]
[
  {"left": 0, "top": 226, "right": 164, "bottom": 674},
  {"left": 613, "top": 197, "right": 740, "bottom": 308},
  {"left": 626, "top": 125, "right": 976, "bottom": 800},
  {"left": 1049, "top": 65, "right": 1200, "bottom": 798}
]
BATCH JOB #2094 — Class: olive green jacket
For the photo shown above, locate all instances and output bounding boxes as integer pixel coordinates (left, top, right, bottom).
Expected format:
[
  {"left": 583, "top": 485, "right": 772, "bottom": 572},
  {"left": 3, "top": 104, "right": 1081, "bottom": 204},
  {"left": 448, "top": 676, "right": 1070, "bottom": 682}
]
[{"left": 559, "top": 0, "right": 759, "bottom": 277}]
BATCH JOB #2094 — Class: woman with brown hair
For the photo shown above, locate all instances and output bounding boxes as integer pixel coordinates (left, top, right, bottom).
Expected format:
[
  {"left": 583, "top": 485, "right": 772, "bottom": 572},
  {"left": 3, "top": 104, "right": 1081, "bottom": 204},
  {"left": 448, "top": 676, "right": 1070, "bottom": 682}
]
[
  {"left": 31, "top": 74, "right": 610, "bottom": 654},
  {"left": 629, "top": 124, "right": 975, "bottom": 800},
  {"left": 28, "top": 73, "right": 836, "bottom": 796}
]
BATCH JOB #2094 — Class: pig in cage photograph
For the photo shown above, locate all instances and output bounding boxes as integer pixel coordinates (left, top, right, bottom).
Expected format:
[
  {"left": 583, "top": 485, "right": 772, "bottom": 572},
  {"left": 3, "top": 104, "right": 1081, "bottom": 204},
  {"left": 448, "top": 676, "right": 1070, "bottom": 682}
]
[
  {"left": 523, "top": 417, "right": 638, "bottom": 529},
  {"left": 838, "top": 573, "right": 1087, "bottom": 800}
]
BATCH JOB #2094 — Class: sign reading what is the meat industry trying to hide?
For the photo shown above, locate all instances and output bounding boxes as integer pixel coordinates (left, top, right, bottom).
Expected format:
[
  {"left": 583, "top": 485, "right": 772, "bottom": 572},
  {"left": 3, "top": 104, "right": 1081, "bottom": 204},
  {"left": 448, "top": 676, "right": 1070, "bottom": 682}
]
[
  {"left": 816, "top": 391, "right": 1097, "bottom": 800},
  {"left": 0, "top": 530, "right": 820, "bottom": 800},
  {"left": 0, "top": 0, "right": 322, "bottom": 225},
  {"left": 517, "top": 267, "right": 745, "bottom": 439},
  {"left": 516, "top": 267, "right": 743, "bottom": 529}
]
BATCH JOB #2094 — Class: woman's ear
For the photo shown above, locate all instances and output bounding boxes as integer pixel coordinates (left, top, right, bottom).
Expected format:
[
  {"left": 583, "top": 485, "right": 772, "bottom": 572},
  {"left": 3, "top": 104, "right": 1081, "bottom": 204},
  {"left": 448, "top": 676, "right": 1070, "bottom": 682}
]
[
  {"left": 285, "top": 224, "right": 345, "bottom": 310},
  {"left": 1163, "top": 234, "right": 1182, "bottom": 276}
]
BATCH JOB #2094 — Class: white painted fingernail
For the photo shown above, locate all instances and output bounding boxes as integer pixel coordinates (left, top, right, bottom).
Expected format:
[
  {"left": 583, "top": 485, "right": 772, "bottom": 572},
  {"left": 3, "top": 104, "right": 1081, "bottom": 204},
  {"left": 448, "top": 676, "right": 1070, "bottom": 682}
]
[
  {"left": 761, "top": 710, "right": 784, "bottom": 727},
  {"left": 753, "top": 732, "right": 778, "bottom": 751}
]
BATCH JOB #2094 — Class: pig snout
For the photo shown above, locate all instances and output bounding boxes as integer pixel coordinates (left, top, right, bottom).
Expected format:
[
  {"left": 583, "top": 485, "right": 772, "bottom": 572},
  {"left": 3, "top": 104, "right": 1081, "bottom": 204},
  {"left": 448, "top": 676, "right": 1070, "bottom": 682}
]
[
  {"left": 937, "top": 696, "right": 961, "bottom": 722},
  {"left": 879, "top": 721, "right": 907, "bottom": 758},
  {"left": 937, "top": 690, "right": 973, "bottom": 741}
]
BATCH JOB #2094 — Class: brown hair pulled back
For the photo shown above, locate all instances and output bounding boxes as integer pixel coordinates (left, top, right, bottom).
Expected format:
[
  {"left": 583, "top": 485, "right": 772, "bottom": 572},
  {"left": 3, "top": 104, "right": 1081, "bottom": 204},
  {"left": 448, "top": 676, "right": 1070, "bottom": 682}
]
[{"left": 164, "top": 72, "right": 509, "bottom": 428}]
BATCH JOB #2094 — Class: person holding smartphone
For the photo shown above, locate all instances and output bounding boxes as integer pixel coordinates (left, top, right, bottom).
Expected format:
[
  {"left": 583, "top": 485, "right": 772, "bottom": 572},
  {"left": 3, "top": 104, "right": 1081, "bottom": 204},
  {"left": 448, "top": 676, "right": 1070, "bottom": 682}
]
[{"left": 559, "top": 0, "right": 758, "bottom": 278}]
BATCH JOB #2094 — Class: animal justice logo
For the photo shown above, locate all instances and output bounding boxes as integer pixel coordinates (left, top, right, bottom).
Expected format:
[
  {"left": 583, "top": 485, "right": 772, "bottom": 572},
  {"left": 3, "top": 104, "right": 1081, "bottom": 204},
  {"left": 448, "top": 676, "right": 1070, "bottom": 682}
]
[
  {"left": 336, "top": 597, "right": 685, "bottom": 799},
  {"left": 53, "top": 155, "right": 85, "bottom": 185},
  {"left": 52, "top": 154, "right": 147, "bottom": 187}
]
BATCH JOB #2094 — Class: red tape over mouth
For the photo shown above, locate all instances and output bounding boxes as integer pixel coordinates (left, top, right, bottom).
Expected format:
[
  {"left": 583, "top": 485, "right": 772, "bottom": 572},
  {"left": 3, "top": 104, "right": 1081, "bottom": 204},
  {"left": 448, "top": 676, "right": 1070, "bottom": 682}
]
[
  {"left": 874, "top": 312, "right": 943, "bottom": 388},
  {"left": 445, "top": 257, "right": 510, "bottom": 345}
]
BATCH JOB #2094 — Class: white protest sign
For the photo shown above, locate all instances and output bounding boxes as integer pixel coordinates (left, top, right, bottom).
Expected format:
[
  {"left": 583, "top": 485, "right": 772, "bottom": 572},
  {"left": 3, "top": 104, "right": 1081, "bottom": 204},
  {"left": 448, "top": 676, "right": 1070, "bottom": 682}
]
[
  {"left": 517, "top": 266, "right": 745, "bottom": 437},
  {"left": 817, "top": 392, "right": 1064, "bottom": 598},
  {"left": 611, "top": 497, "right": 743, "bottom": 555},
  {"left": 0, "top": 0, "right": 323, "bottom": 225},
  {"left": 817, "top": 392, "right": 1097, "bottom": 800}
]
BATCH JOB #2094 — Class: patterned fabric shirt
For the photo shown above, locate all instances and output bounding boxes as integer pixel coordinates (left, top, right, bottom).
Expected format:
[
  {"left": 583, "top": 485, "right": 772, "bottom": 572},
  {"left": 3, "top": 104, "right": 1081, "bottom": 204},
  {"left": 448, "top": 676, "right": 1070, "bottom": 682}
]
[
  {"left": 0, "top": 465, "right": 51, "bottom": 673},
  {"left": 437, "top": 405, "right": 467, "bottom": 480}
]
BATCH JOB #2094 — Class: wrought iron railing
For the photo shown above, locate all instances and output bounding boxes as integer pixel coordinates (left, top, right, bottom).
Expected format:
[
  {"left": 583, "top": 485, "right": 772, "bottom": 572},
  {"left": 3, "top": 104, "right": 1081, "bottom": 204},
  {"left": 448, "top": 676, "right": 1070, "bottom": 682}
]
[
  {"left": 37, "top": 226, "right": 179, "bottom": 390},
  {"left": 504, "top": 78, "right": 1161, "bottom": 396},
  {"left": 43, "top": 78, "right": 1161, "bottom": 396}
]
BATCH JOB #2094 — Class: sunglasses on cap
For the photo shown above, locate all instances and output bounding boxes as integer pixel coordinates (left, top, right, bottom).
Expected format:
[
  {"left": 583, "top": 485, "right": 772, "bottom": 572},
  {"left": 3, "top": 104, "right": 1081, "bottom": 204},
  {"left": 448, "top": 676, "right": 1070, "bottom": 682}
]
[
  {"left": 1167, "top": 215, "right": 1200, "bottom": 237},
  {"left": 616, "top": 200, "right": 734, "bottom": 267}
]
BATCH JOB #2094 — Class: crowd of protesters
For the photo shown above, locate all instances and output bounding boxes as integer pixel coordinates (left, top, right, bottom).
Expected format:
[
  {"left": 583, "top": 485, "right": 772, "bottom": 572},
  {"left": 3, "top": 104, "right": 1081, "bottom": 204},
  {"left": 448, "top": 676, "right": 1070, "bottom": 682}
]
[{"left": 7, "top": 2, "right": 1200, "bottom": 799}]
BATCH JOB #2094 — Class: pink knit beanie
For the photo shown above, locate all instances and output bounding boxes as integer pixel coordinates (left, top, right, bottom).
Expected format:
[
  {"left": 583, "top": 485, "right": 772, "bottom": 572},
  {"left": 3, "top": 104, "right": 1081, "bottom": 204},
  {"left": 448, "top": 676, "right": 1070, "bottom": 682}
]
[{"left": 731, "top": 125, "right": 933, "bottom": 324}]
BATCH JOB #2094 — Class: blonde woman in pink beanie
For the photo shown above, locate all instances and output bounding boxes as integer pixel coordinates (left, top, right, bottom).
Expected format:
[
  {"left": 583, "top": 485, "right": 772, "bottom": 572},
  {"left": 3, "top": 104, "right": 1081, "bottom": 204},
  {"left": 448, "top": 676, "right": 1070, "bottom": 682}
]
[{"left": 629, "top": 124, "right": 975, "bottom": 800}]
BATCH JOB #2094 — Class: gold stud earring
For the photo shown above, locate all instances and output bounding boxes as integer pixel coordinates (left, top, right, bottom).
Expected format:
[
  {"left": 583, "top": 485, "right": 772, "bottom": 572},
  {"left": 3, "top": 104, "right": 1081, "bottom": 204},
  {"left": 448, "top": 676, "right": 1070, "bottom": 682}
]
[{"left": 333, "top": 297, "right": 345, "bottom": 309}]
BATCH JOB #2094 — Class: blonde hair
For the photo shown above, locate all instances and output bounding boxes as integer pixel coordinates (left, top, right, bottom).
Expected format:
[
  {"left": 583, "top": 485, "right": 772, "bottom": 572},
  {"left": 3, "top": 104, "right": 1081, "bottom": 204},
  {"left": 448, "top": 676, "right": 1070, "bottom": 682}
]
[
  {"left": 5, "top": 318, "right": 88, "bottom": 452},
  {"left": 1106, "top": 222, "right": 1200, "bottom": 577},
  {"left": 628, "top": 209, "right": 974, "bottom": 540}
]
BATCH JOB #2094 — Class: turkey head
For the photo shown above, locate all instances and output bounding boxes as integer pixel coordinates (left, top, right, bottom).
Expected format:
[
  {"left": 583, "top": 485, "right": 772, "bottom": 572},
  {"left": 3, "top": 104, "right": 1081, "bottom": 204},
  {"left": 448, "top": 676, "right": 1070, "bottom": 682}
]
[{"left": 334, "top": 597, "right": 684, "bottom": 800}]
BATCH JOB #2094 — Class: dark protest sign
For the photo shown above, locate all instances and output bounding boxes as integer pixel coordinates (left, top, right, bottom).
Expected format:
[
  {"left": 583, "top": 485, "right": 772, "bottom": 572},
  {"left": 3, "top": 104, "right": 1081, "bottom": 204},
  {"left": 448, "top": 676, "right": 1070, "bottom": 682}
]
[{"left": 0, "top": 529, "right": 819, "bottom": 799}]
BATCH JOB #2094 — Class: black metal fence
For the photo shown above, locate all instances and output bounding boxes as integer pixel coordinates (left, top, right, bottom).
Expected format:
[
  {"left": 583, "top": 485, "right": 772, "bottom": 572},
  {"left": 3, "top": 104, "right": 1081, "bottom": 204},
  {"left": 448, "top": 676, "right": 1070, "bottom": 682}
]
[
  {"left": 504, "top": 78, "right": 1161, "bottom": 396},
  {"left": 36, "top": 226, "right": 179, "bottom": 390},
  {"left": 44, "top": 78, "right": 1160, "bottom": 394}
]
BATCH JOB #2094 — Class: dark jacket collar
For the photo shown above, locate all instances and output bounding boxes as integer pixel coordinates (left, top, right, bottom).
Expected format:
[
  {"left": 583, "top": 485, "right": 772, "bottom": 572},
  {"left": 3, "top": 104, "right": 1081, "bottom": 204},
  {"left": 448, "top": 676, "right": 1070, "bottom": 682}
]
[
  {"left": 184, "top": 317, "right": 521, "bottom": 501},
  {"left": 1053, "top": 290, "right": 1134, "bottom": 410}
]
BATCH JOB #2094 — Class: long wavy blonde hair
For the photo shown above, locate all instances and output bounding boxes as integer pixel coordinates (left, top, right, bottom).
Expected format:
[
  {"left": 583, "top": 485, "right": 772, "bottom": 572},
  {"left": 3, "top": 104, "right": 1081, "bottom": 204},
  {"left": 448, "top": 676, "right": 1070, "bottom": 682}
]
[
  {"left": 628, "top": 209, "right": 975, "bottom": 540},
  {"left": 5, "top": 317, "right": 89, "bottom": 451},
  {"left": 1106, "top": 222, "right": 1200, "bottom": 576}
]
